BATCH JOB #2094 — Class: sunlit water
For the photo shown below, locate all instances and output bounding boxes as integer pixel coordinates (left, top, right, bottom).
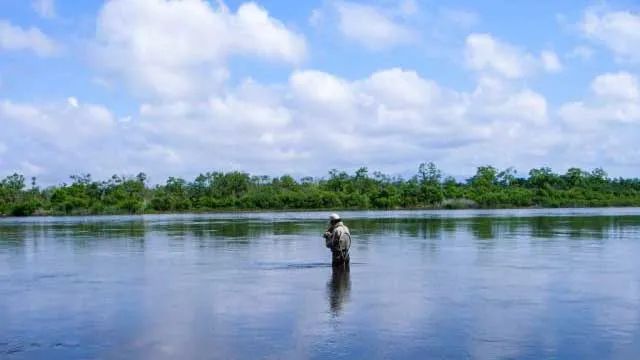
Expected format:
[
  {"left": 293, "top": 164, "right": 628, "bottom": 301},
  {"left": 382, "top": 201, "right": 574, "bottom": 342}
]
[{"left": 2, "top": 208, "right": 640, "bottom": 359}]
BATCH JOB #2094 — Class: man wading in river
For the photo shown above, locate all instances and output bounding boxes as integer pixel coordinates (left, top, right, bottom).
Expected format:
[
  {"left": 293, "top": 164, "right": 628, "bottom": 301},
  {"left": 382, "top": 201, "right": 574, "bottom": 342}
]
[{"left": 323, "top": 213, "right": 351, "bottom": 267}]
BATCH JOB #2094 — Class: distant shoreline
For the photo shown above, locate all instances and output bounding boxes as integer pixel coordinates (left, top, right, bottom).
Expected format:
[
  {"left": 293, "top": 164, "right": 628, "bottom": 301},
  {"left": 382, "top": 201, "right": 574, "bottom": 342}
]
[
  {"left": 3, "top": 203, "right": 640, "bottom": 219},
  {"left": 2, "top": 163, "right": 640, "bottom": 218}
]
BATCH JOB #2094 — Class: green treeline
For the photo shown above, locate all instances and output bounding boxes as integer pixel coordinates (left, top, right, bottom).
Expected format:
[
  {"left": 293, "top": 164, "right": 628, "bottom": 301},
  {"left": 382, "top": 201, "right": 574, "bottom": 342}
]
[{"left": 1, "top": 163, "right": 640, "bottom": 217}]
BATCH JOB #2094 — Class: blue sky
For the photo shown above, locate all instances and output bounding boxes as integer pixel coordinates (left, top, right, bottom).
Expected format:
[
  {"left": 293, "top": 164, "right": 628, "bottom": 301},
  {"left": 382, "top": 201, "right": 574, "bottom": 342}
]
[{"left": 1, "top": 0, "right": 640, "bottom": 185}]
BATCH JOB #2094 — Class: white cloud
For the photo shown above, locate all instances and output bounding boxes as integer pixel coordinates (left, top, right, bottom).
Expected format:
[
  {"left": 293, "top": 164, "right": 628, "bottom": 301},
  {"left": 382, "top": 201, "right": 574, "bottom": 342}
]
[
  {"left": 590, "top": 72, "right": 640, "bottom": 101},
  {"left": 67, "top": 97, "right": 79, "bottom": 108},
  {"left": 333, "top": 0, "right": 416, "bottom": 50},
  {"left": 2, "top": 61, "right": 564, "bottom": 183},
  {"left": 578, "top": 6, "right": 640, "bottom": 63},
  {"left": 308, "top": 8, "right": 323, "bottom": 28},
  {"left": 0, "top": 100, "right": 115, "bottom": 140},
  {"left": 290, "top": 70, "right": 355, "bottom": 109},
  {"left": 0, "top": 99, "right": 123, "bottom": 180},
  {"left": 20, "top": 161, "right": 45, "bottom": 175},
  {"left": 568, "top": 45, "right": 594, "bottom": 60},
  {"left": 357, "top": 68, "right": 441, "bottom": 108},
  {"left": 32, "top": 0, "right": 56, "bottom": 19},
  {"left": 311, "top": 1, "right": 477, "bottom": 57},
  {"left": 465, "top": 34, "right": 560, "bottom": 78},
  {"left": 92, "top": 0, "right": 306, "bottom": 100},
  {"left": 0, "top": 20, "right": 59, "bottom": 57},
  {"left": 480, "top": 88, "right": 549, "bottom": 125},
  {"left": 0, "top": 59, "right": 559, "bottom": 183},
  {"left": 540, "top": 50, "right": 563, "bottom": 72},
  {"left": 558, "top": 72, "right": 640, "bottom": 137},
  {"left": 5, "top": 53, "right": 640, "bottom": 182}
]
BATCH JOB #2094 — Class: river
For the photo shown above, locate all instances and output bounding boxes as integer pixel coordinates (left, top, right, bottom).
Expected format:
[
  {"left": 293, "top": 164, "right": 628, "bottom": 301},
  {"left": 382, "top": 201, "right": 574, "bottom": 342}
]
[{"left": 2, "top": 208, "right": 640, "bottom": 359}]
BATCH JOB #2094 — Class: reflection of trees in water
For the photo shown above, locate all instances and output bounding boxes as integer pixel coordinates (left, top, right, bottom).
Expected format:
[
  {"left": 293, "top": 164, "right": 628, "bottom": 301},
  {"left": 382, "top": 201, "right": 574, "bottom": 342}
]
[
  {"left": 530, "top": 216, "right": 556, "bottom": 238},
  {"left": 563, "top": 216, "right": 619, "bottom": 240},
  {"left": 335, "top": 218, "right": 459, "bottom": 253},
  {"left": 469, "top": 217, "right": 495, "bottom": 240},
  {"left": 149, "top": 219, "right": 313, "bottom": 251},
  {"left": 460, "top": 215, "right": 640, "bottom": 243},
  {"left": 157, "top": 220, "right": 303, "bottom": 238},
  {"left": 1, "top": 213, "right": 639, "bottom": 253},
  {"left": 327, "top": 266, "right": 351, "bottom": 317},
  {"left": 0, "top": 220, "right": 147, "bottom": 251},
  {"left": 272, "top": 222, "right": 304, "bottom": 235},
  {"left": 50, "top": 221, "right": 146, "bottom": 250},
  {"left": 346, "top": 218, "right": 458, "bottom": 239},
  {"left": 0, "top": 224, "right": 28, "bottom": 253},
  {"left": 323, "top": 215, "right": 640, "bottom": 244}
]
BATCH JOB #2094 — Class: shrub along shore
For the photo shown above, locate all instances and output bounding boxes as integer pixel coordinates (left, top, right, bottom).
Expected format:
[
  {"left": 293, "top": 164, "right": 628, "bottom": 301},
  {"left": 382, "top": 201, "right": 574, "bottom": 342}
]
[{"left": 1, "top": 163, "right": 639, "bottom": 217}]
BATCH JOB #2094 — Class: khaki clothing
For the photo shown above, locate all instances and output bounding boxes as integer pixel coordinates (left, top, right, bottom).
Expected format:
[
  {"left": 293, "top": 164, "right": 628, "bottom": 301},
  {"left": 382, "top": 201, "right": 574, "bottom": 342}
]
[{"left": 324, "top": 221, "right": 351, "bottom": 266}]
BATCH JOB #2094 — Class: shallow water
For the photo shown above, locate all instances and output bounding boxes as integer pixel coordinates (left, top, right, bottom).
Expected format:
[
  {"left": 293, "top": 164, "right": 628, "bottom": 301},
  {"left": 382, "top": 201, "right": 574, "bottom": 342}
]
[{"left": 1, "top": 208, "right": 640, "bottom": 359}]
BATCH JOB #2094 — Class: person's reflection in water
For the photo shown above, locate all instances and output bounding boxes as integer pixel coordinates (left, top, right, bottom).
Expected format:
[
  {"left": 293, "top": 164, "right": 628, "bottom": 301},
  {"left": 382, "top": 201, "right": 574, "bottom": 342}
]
[{"left": 327, "top": 265, "right": 351, "bottom": 317}]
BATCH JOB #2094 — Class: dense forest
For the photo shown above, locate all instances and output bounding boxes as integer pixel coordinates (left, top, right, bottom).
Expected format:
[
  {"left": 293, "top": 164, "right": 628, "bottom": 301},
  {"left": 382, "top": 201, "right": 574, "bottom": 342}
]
[{"left": 1, "top": 163, "right": 639, "bottom": 217}]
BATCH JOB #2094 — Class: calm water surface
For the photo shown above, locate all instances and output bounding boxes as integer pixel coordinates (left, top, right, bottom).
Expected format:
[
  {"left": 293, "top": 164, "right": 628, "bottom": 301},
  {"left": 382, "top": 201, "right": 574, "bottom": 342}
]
[{"left": 2, "top": 208, "right": 640, "bottom": 359}]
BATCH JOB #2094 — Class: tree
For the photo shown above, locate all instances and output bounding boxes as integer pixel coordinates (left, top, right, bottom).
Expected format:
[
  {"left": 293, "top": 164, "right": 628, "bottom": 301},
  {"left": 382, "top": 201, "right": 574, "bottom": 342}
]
[
  {"left": 468, "top": 166, "right": 498, "bottom": 189},
  {"left": 1, "top": 163, "right": 640, "bottom": 216},
  {"left": 418, "top": 162, "right": 442, "bottom": 185}
]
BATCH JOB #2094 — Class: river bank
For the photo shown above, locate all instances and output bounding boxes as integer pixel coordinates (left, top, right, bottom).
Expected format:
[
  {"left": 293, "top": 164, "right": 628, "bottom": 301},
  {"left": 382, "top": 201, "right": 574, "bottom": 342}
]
[{"left": 3, "top": 199, "right": 640, "bottom": 218}]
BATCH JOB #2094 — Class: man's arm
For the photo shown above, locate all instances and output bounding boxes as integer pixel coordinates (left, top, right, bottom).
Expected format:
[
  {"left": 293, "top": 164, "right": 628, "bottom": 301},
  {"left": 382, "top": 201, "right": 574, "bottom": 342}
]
[
  {"left": 324, "top": 227, "right": 334, "bottom": 248},
  {"left": 323, "top": 225, "right": 333, "bottom": 239}
]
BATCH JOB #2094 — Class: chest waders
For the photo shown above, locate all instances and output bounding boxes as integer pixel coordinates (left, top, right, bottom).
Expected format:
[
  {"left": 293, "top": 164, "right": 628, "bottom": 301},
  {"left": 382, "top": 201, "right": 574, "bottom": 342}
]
[{"left": 332, "top": 232, "right": 351, "bottom": 266}]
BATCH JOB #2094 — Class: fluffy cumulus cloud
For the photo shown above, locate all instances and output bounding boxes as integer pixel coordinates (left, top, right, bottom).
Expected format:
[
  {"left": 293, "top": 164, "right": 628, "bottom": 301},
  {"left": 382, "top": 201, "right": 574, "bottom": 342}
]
[
  {"left": 0, "top": 98, "right": 124, "bottom": 179},
  {"left": 556, "top": 72, "right": 640, "bottom": 167},
  {"left": 92, "top": 0, "right": 306, "bottom": 100},
  {"left": 0, "top": 20, "right": 59, "bottom": 56},
  {"left": 464, "top": 33, "right": 563, "bottom": 78},
  {"left": 540, "top": 50, "right": 563, "bottom": 72},
  {"left": 0, "top": 67, "right": 558, "bottom": 183},
  {"left": 559, "top": 72, "right": 640, "bottom": 129},
  {"left": 2, "top": 0, "right": 640, "bottom": 183},
  {"left": 332, "top": 0, "right": 417, "bottom": 50},
  {"left": 310, "top": 0, "right": 478, "bottom": 52},
  {"left": 578, "top": 5, "right": 640, "bottom": 63}
]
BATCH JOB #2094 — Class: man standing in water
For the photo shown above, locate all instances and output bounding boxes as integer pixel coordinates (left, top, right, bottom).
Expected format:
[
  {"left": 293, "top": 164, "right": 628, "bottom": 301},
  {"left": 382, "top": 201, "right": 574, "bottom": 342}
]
[{"left": 323, "top": 213, "right": 351, "bottom": 267}]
